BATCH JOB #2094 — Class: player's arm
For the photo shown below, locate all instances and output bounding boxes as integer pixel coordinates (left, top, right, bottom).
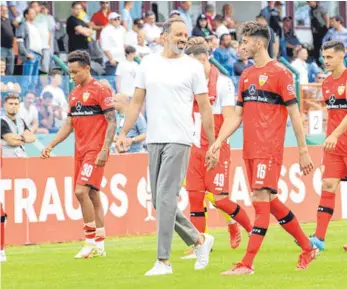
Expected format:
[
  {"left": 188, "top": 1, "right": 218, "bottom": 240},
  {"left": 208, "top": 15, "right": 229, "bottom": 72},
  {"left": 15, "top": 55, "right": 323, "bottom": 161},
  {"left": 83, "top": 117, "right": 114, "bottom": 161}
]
[
  {"left": 22, "top": 120, "right": 36, "bottom": 143},
  {"left": 324, "top": 114, "right": 347, "bottom": 151},
  {"left": 1, "top": 119, "right": 24, "bottom": 146},
  {"left": 217, "top": 105, "right": 243, "bottom": 144},
  {"left": 41, "top": 117, "right": 73, "bottom": 158},
  {"left": 196, "top": 93, "right": 215, "bottom": 146}
]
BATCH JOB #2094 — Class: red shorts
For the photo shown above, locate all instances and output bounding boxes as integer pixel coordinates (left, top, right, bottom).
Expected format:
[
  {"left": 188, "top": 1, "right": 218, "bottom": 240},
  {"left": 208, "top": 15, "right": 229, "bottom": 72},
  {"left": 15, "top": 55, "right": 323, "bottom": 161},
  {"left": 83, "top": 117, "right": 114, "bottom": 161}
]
[
  {"left": 322, "top": 152, "right": 347, "bottom": 180},
  {"left": 186, "top": 143, "right": 230, "bottom": 195},
  {"left": 74, "top": 154, "right": 105, "bottom": 191},
  {"left": 245, "top": 159, "right": 281, "bottom": 194}
]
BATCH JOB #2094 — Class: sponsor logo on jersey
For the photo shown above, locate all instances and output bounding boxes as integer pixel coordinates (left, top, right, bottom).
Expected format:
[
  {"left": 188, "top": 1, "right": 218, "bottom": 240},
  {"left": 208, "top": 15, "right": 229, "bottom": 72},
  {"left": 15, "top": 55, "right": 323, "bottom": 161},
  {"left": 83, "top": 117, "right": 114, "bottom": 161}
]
[
  {"left": 259, "top": 75, "right": 268, "bottom": 86},
  {"left": 83, "top": 92, "right": 90, "bottom": 102},
  {"left": 329, "top": 95, "right": 336, "bottom": 105},
  {"left": 248, "top": 84, "right": 256, "bottom": 95},
  {"left": 338, "top": 85, "right": 345, "bottom": 96},
  {"left": 76, "top": 101, "right": 82, "bottom": 111}
]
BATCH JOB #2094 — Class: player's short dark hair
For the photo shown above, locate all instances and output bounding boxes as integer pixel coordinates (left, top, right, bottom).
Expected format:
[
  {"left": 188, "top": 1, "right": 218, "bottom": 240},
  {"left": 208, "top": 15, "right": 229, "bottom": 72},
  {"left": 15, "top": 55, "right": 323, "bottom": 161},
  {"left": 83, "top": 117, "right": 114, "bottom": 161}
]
[
  {"left": 125, "top": 45, "right": 136, "bottom": 55},
  {"left": 4, "top": 93, "right": 20, "bottom": 102},
  {"left": 71, "top": 1, "right": 82, "bottom": 8},
  {"left": 322, "top": 40, "right": 345, "bottom": 52},
  {"left": 162, "top": 18, "right": 185, "bottom": 34},
  {"left": 214, "top": 14, "right": 224, "bottom": 23},
  {"left": 42, "top": 91, "right": 53, "bottom": 100},
  {"left": 68, "top": 50, "right": 91, "bottom": 67},
  {"left": 240, "top": 21, "right": 270, "bottom": 44}
]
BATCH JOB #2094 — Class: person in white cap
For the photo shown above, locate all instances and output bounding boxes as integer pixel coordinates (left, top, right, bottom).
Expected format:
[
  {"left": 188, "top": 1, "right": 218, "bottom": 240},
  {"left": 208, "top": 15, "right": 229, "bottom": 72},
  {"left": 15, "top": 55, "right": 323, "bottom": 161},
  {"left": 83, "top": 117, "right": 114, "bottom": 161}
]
[{"left": 100, "top": 12, "right": 126, "bottom": 76}]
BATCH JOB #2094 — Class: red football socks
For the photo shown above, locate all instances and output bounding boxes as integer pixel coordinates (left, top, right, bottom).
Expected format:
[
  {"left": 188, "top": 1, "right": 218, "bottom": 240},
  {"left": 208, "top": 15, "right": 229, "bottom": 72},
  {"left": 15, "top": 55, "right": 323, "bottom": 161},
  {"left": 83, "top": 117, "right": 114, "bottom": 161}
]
[
  {"left": 315, "top": 191, "right": 336, "bottom": 240},
  {"left": 214, "top": 198, "right": 253, "bottom": 233},
  {"left": 270, "top": 197, "right": 311, "bottom": 251},
  {"left": 242, "top": 202, "right": 270, "bottom": 267},
  {"left": 188, "top": 191, "right": 206, "bottom": 233}
]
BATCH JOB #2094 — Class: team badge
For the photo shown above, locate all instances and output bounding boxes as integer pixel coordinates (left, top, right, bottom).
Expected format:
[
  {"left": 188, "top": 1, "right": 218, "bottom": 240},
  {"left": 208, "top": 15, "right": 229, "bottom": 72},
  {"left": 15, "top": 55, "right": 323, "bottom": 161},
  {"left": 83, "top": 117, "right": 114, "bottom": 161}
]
[
  {"left": 259, "top": 75, "right": 268, "bottom": 86},
  {"left": 83, "top": 92, "right": 90, "bottom": 102},
  {"left": 338, "top": 85, "right": 345, "bottom": 96}
]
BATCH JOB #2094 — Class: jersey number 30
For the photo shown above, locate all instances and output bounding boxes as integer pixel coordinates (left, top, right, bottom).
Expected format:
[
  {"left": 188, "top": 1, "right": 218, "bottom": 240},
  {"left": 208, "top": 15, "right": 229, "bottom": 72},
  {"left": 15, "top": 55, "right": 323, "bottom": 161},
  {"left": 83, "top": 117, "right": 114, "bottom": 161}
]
[{"left": 81, "top": 164, "right": 93, "bottom": 178}]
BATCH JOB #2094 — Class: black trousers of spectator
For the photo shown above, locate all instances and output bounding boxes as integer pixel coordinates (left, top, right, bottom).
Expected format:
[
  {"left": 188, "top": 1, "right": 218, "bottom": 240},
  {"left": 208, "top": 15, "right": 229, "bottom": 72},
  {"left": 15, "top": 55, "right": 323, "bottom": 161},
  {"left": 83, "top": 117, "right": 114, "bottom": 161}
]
[{"left": 312, "top": 27, "right": 328, "bottom": 66}]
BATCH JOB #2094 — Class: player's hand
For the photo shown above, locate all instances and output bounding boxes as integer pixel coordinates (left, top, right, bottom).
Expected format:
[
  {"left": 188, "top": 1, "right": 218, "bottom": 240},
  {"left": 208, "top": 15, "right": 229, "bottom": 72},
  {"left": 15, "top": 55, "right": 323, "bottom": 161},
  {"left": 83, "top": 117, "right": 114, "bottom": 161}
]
[
  {"left": 205, "top": 149, "right": 219, "bottom": 171},
  {"left": 116, "top": 135, "right": 129, "bottom": 153},
  {"left": 323, "top": 133, "right": 338, "bottom": 151},
  {"left": 95, "top": 149, "right": 108, "bottom": 167},
  {"left": 41, "top": 146, "right": 52, "bottom": 159},
  {"left": 299, "top": 150, "right": 314, "bottom": 176}
]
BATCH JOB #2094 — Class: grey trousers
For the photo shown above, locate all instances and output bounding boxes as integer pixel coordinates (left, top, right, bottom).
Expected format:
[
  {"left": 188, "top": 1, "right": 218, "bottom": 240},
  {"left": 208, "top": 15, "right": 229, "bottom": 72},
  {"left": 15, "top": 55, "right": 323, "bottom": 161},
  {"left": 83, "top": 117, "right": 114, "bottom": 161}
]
[{"left": 147, "top": 143, "right": 200, "bottom": 259}]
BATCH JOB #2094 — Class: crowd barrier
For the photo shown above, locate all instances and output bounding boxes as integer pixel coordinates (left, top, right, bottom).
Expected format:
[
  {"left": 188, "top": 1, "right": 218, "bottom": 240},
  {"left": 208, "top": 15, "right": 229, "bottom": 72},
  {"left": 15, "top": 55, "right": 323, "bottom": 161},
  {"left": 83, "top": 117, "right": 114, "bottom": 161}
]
[{"left": 1, "top": 146, "right": 346, "bottom": 245}]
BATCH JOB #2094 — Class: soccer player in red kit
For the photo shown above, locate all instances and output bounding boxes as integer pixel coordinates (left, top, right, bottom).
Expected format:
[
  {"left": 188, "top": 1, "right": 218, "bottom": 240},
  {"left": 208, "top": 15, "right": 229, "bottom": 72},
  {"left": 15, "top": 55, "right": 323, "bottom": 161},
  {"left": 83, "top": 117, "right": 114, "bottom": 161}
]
[
  {"left": 207, "top": 22, "right": 318, "bottom": 275},
  {"left": 41, "top": 51, "right": 117, "bottom": 258},
  {"left": 184, "top": 40, "right": 252, "bottom": 257},
  {"left": 309, "top": 40, "right": 347, "bottom": 251}
]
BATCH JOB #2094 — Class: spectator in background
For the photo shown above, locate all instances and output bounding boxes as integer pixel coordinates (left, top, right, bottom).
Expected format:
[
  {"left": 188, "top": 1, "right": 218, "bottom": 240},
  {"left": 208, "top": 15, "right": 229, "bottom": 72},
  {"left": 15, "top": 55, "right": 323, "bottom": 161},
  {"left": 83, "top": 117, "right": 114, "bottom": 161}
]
[
  {"left": 143, "top": 10, "right": 161, "bottom": 52},
  {"left": 0, "top": 57, "right": 22, "bottom": 97},
  {"left": 100, "top": 12, "right": 126, "bottom": 76},
  {"left": 66, "top": 2, "right": 93, "bottom": 52},
  {"left": 41, "top": 2, "right": 56, "bottom": 56},
  {"left": 30, "top": 1, "right": 51, "bottom": 74},
  {"left": 204, "top": 3, "right": 215, "bottom": 31},
  {"left": 256, "top": 15, "right": 277, "bottom": 58},
  {"left": 136, "top": 30, "right": 151, "bottom": 58},
  {"left": 234, "top": 46, "right": 253, "bottom": 77},
  {"left": 178, "top": 2, "right": 193, "bottom": 36},
  {"left": 16, "top": 7, "right": 42, "bottom": 93},
  {"left": 258, "top": 1, "right": 282, "bottom": 37},
  {"left": 291, "top": 47, "right": 309, "bottom": 84},
  {"left": 41, "top": 70, "right": 67, "bottom": 128},
  {"left": 169, "top": 10, "right": 181, "bottom": 19},
  {"left": 307, "top": 1, "right": 329, "bottom": 65},
  {"left": 1, "top": 3, "right": 14, "bottom": 75},
  {"left": 113, "top": 93, "right": 147, "bottom": 153},
  {"left": 7, "top": 1, "right": 27, "bottom": 27},
  {"left": 323, "top": 16, "right": 347, "bottom": 50},
  {"left": 282, "top": 16, "right": 301, "bottom": 60},
  {"left": 214, "top": 14, "right": 229, "bottom": 38},
  {"left": 90, "top": 1, "right": 111, "bottom": 40},
  {"left": 37, "top": 91, "right": 58, "bottom": 134},
  {"left": 18, "top": 91, "right": 39, "bottom": 133},
  {"left": 213, "top": 33, "right": 237, "bottom": 76},
  {"left": 116, "top": 46, "right": 139, "bottom": 97},
  {"left": 192, "top": 14, "right": 213, "bottom": 38},
  {"left": 206, "top": 34, "right": 219, "bottom": 53},
  {"left": 125, "top": 18, "right": 144, "bottom": 47},
  {"left": 222, "top": 4, "right": 236, "bottom": 31},
  {"left": 0, "top": 57, "right": 5, "bottom": 76},
  {"left": 121, "top": 1, "right": 133, "bottom": 32}
]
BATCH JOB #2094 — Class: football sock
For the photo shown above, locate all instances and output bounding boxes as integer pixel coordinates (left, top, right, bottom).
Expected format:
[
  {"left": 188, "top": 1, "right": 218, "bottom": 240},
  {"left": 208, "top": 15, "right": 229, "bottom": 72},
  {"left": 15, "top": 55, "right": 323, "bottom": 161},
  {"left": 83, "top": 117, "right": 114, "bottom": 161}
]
[
  {"left": 95, "top": 227, "right": 105, "bottom": 250},
  {"left": 189, "top": 191, "right": 206, "bottom": 233},
  {"left": 84, "top": 221, "right": 96, "bottom": 244},
  {"left": 315, "top": 191, "right": 336, "bottom": 240}
]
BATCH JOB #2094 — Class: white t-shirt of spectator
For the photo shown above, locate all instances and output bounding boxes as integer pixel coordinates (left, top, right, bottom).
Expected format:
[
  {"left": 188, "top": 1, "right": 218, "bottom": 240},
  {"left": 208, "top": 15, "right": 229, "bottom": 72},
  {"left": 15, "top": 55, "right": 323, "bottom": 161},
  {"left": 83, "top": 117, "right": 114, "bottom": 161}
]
[
  {"left": 193, "top": 74, "right": 235, "bottom": 147},
  {"left": 18, "top": 102, "right": 38, "bottom": 130},
  {"left": 136, "top": 44, "right": 151, "bottom": 58},
  {"left": 291, "top": 59, "right": 309, "bottom": 84},
  {"left": 135, "top": 53, "right": 208, "bottom": 145},
  {"left": 116, "top": 60, "right": 139, "bottom": 96},
  {"left": 216, "top": 25, "right": 230, "bottom": 38},
  {"left": 27, "top": 22, "right": 43, "bottom": 54},
  {"left": 121, "top": 8, "right": 132, "bottom": 32},
  {"left": 100, "top": 24, "right": 126, "bottom": 63},
  {"left": 143, "top": 23, "right": 161, "bottom": 48},
  {"left": 41, "top": 85, "right": 68, "bottom": 127},
  {"left": 125, "top": 30, "right": 138, "bottom": 47},
  {"left": 34, "top": 14, "right": 50, "bottom": 49}
]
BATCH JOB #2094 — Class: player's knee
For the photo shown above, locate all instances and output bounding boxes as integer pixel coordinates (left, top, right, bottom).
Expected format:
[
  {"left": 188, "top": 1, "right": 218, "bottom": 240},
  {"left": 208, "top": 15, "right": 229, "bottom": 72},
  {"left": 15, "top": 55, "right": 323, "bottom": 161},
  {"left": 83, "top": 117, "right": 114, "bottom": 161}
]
[
  {"left": 252, "top": 189, "right": 271, "bottom": 202},
  {"left": 89, "top": 191, "right": 102, "bottom": 207},
  {"left": 75, "top": 188, "right": 89, "bottom": 202},
  {"left": 322, "top": 179, "right": 339, "bottom": 193}
]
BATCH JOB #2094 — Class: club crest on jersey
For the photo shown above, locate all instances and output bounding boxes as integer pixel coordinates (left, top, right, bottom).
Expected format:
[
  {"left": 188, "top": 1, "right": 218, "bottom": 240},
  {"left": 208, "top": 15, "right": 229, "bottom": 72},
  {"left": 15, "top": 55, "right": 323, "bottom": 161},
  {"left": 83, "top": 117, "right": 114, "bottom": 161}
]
[
  {"left": 83, "top": 91, "right": 90, "bottom": 102},
  {"left": 259, "top": 75, "right": 268, "bottom": 86},
  {"left": 338, "top": 85, "right": 345, "bottom": 96}
]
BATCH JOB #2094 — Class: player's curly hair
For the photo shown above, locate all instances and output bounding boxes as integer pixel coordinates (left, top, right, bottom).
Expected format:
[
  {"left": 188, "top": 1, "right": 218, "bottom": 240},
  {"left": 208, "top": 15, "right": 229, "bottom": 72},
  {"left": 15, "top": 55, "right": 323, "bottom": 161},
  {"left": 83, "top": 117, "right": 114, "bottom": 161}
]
[
  {"left": 240, "top": 21, "right": 270, "bottom": 43},
  {"left": 68, "top": 50, "right": 91, "bottom": 67},
  {"left": 185, "top": 37, "right": 209, "bottom": 56}
]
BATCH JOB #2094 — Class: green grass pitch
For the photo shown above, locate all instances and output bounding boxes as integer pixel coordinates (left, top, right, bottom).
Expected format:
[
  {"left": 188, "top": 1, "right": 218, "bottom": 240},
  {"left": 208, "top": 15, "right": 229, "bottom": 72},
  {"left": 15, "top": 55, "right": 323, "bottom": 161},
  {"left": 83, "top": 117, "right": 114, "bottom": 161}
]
[{"left": 2, "top": 221, "right": 347, "bottom": 289}]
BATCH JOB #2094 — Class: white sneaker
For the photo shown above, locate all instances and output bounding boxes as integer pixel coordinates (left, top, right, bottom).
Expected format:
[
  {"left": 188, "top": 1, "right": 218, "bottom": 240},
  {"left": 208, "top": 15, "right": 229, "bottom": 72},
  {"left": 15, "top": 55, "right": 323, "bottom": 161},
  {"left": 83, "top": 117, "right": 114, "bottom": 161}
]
[
  {"left": 74, "top": 243, "right": 96, "bottom": 259},
  {"left": 194, "top": 233, "right": 214, "bottom": 270},
  {"left": 0, "top": 250, "right": 6, "bottom": 262},
  {"left": 180, "top": 252, "right": 197, "bottom": 260},
  {"left": 145, "top": 260, "right": 173, "bottom": 276}
]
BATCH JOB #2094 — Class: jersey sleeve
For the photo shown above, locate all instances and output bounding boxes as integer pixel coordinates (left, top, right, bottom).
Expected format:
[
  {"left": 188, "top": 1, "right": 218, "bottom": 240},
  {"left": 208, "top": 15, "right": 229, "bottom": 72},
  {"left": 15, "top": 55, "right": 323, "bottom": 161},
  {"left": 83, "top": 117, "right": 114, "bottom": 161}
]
[
  {"left": 192, "top": 62, "right": 208, "bottom": 95},
  {"left": 278, "top": 69, "right": 297, "bottom": 106},
  {"left": 98, "top": 87, "right": 115, "bottom": 113},
  {"left": 134, "top": 59, "right": 147, "bottom": 89},
  {"left": 218, "top": 76, "right": 235, "bottom": 107},
  {"left": 236, "top": 73, "right": 245, "bottom": 107}
]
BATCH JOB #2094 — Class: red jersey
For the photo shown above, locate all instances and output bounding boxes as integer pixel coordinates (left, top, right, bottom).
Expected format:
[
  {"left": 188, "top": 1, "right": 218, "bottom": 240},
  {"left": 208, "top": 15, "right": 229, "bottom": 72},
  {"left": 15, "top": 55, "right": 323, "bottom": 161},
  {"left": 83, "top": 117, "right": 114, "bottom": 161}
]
[
  {"left": 237, "top": 60, "right": 297, "bottom": 163},
  {"left": 68, "top": 79, "right": 114, "bottom": 159},
  {"left": 91, "top": 10, "right": 111, "bottom": 39},
  {"left": 322, "top": 69, "right": 347, "bottom": 156}
]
